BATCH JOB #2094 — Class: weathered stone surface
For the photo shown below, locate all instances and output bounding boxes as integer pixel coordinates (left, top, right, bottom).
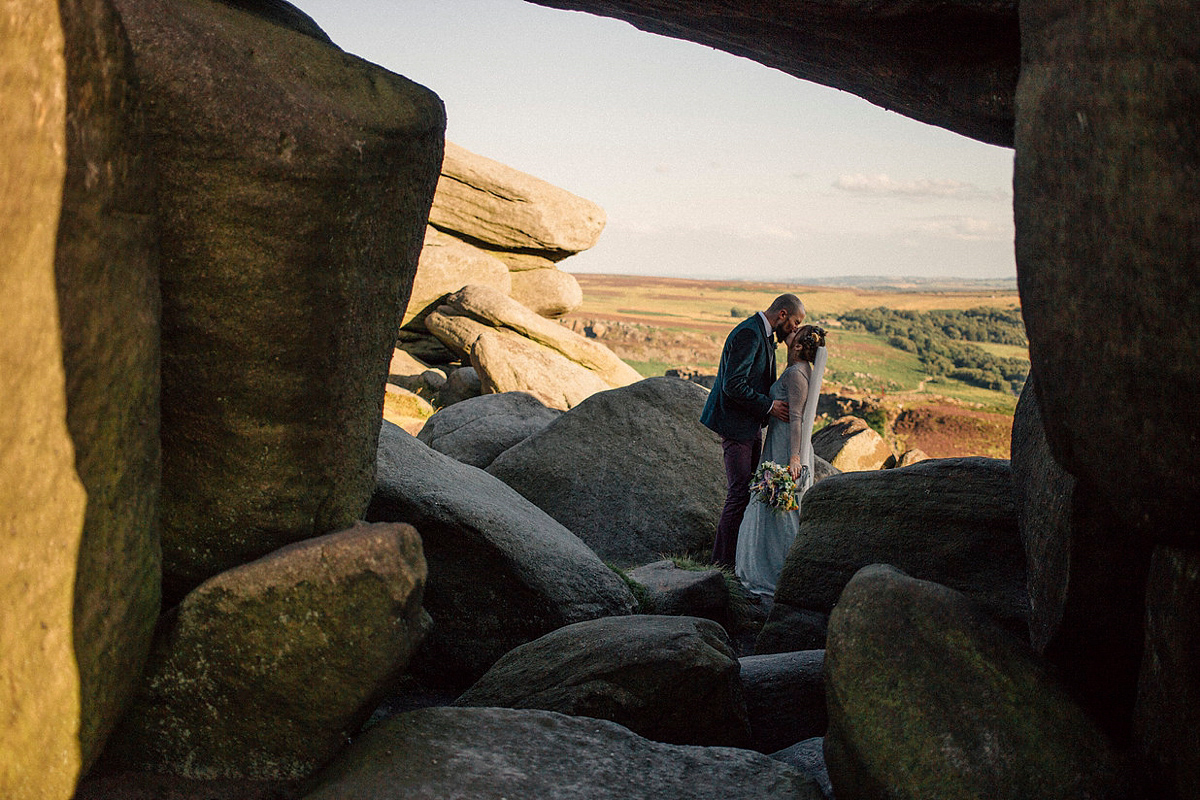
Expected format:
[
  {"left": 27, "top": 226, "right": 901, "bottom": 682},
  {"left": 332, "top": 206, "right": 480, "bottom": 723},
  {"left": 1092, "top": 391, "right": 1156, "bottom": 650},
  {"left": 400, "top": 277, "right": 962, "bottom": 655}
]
[
  {"left": 755, "top": 606, "right": 830, "bottom": 655},
  {"left": 1014, "top": 0, "right": 1200, "bottom": 538},
  {"left": 446, "top": 284, "right": 641, "bottom": 387},
  {"left": 1011, "top": 376, "right": 1149, "bottom": 743},
  {"left": 417, "top": 391, "right": 562, "bottom": 469},
  {"left": 112, "top": 0, "right": 445, "bottom": 601},
  {"left": 423, "top": 306, "right": 495, "bottom": 361},
  {"left": 627, "top": 560, "right": 731, "bottom": 625},
  {"left": 811, "top": 415, "right": 894, "bottom": 472},
  {"left": 487, "top": 377, "right": 726, "bottom": 566},
  {"left": 387, "top": 347, "right": 428, "bottom": 380},
  {"left": 527, "top": 0, "right": 1018, "bottom": 147},
  {"left": 454, "top": 615, "right": 751, "bottom": 748},
  {"left": 771, "top": 738, "right": 833, "bottom": 800},
  {"left": 825, "top": 565, "right": 1131, "bottom": 800},
  {"left": 0, "top": 5, "right": 87, "bottom": 796},
  {"left": 740, "top": 650, "right": 827, "bottom": 754},
  {"left": 1134, "top": 545, "right": 1200, "bottom": 800},
  {"left": 894, "top": 448, "right": 928, "bottom": 467},
  {"left": 366, "top": 422, "right": 635, "bottom": 687},
  {"left": 304, "top": 707, "right": 823, "bottom": 800},
  {"left": 509, "top": 266, "right": 584, "bottom": 318},
  {"left": 440, "top": 365, "right": 482, "bottom": 406},
  {"left": 772, "top": 458, "right": 1029, "bottom": 635},
  {"left": 402, "top": 227, "right": 511, "bottom": 330},
  {"left": 491, "top": 250, "right": 559, "bottom": 271},
  {"left": 54, "top": 0, "right": 162, "bottom": 772},
  {"left": 104, "top": 522, "right": 430, "bottom": 780},
  {"left": 471, "top": 330, "right": 614, "bottom": 410},
  {"left": 53, "top": 0, "right": 163, "bottom": 767},
  {"left": 381, "top": 384, "right": 434, "bottom": 436},
  {"left": 429, "top": 141, "right": 606, "bottom": 256}
]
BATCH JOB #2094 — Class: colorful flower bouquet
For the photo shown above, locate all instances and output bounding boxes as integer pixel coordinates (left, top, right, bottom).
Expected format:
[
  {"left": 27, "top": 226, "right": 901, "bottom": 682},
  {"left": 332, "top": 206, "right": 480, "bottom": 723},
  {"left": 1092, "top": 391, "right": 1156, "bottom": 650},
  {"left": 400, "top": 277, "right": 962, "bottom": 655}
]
[{"left": 750, "top": 461, "right": 800, "bottom": 512}]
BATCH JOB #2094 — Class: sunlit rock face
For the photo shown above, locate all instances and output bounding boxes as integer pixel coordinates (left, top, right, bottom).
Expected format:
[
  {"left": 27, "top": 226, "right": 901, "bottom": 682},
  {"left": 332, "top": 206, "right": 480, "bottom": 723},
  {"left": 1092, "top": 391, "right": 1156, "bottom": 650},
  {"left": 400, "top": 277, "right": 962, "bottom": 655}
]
[{"left": 527, "top": 0, "right": 1019, "bottom": 146}]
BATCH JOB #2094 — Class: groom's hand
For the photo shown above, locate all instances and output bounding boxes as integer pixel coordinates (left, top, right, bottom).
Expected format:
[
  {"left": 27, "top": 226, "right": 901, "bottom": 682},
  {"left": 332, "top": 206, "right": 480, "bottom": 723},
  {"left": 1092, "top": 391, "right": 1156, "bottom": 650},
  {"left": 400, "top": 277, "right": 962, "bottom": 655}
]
[{"left": 769, "top": 400, "right": 789, "bottom": 421}]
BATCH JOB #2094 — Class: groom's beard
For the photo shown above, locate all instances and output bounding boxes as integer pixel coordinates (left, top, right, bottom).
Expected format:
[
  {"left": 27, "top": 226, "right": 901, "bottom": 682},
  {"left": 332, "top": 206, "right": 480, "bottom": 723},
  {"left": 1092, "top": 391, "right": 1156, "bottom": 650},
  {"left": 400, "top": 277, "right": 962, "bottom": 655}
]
[{"left": 773, "top": 327, "right": 788, "bottom": 343}]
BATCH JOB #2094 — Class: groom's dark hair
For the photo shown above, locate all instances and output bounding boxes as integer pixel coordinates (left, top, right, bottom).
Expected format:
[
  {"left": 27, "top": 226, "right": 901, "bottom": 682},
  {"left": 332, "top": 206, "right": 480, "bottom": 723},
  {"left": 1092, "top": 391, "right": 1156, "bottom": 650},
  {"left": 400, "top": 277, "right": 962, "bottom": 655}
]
[{"left": 767, "top": 293, "right": 804, "bottom": 317}]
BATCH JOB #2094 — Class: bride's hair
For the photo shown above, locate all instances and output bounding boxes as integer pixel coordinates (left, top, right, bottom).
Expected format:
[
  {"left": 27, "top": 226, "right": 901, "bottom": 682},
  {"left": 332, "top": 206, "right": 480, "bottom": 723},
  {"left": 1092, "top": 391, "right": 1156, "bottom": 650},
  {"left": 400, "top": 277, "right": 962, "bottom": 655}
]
[{"left": 791, "top": 324, "right": 827, "bottom": 363}]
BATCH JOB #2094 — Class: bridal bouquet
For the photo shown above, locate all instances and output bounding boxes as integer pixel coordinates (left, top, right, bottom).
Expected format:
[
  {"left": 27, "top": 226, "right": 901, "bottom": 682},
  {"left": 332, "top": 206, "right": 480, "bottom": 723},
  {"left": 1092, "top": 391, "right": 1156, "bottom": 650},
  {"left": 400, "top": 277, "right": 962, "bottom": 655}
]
[{"left": 749, "top": 461, "right": 800, "bottom": 512}]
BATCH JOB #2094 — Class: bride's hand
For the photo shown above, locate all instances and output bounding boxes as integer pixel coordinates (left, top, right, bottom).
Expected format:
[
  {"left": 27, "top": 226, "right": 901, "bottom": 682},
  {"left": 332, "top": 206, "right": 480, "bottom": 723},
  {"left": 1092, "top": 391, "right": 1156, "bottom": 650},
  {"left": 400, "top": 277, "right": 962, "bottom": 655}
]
[{"left": 789, "top": 455, "right": 804, "bottom": 480}]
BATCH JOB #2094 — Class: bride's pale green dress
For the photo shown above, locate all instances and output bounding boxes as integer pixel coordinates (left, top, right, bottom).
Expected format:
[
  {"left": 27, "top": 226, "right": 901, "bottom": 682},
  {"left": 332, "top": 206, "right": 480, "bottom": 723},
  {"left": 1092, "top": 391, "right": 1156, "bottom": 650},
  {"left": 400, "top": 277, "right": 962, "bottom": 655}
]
[{"left": 735, "top": 360, "right": 817, "bottom": 597}]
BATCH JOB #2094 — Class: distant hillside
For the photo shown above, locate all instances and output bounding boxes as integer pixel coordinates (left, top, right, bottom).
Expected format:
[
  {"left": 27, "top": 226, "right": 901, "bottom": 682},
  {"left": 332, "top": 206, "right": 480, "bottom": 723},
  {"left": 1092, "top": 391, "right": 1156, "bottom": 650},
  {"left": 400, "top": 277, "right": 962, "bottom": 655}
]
[{"left": 564, "top": 273, "right": 1026, "bottom": 459}]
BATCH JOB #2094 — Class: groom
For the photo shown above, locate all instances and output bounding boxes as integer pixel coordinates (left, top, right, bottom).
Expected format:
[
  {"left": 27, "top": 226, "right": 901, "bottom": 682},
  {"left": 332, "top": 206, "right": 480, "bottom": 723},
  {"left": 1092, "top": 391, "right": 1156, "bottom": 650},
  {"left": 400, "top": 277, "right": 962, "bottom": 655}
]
[{"left": 701, "top": 293, "right": 805, "bottom": 567}]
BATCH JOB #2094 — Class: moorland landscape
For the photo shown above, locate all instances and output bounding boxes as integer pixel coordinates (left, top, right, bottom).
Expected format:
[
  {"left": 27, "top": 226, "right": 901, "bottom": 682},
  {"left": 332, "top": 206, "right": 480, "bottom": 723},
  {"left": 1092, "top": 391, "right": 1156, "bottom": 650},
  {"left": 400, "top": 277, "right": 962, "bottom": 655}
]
[{"left": 4, "top": 0, "right": 1198, "bottom": 799}]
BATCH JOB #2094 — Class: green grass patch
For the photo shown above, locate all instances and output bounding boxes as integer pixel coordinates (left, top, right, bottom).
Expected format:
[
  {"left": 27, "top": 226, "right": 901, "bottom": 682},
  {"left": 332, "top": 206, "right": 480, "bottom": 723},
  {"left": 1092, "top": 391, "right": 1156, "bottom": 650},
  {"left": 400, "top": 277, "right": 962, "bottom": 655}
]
[
  {"left": 823, "top": 329, "right": 928, "bottom": 392},
  {"left": 623, "top": 359, "right": 674, "bottom": 378},
  {"left": 974, "top": 341, "right": 1030, "bottom": 360}
]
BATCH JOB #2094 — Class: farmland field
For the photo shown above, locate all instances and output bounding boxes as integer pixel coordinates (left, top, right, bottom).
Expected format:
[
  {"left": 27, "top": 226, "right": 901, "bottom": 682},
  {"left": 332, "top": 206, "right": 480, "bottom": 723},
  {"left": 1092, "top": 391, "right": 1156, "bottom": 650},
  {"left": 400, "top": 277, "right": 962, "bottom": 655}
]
[{"left": 564, "top": 273, "right": 1026, "bottom": 458}]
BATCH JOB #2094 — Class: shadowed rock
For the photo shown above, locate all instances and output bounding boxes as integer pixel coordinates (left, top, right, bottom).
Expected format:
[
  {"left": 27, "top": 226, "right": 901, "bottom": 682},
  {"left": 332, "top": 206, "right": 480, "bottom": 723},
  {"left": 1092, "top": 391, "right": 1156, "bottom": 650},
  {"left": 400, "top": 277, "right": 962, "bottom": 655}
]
[
  {"left": 740, "top": 650, "right": 827, "bottom": 754},
  {"left": 770, "top": 457, "right": 1028, "bottom": 638},
  {"left": 1134, "top": 545, "right": 1200, "bottom": 800},
  {"left": 104, "top": 522, "right": 430, "bottom": 781},
  {"left": 527, "top": 0, "right": 1018, "bottom": 146},
  {"left": 367, "top": 422, "right": 635, "bottom": 688},
  {"left": 487, "top": 377, "right": 726, "bottom": 566},
  {"left": 112, "top": 0, "right": 446, "bottom": 601},
  {"left": 304, "top": 707, "right": 824, "bottom": 800},
  {"left": 771, "top": 738, "right": 833, "bottom": 800},
  {"left": 825, "top": 565, "right": 1132, "bottom": 799},
  {"left": 55, "top": 0, "right": 162, "bottom": 772},
  {"left": 417, "top": 391, "right": 562, "bottom": 468},
  {"left": 1011, "top": 376, "right": 1149, "bottom": 743},
  {"left": 454, "top": 615, "right": 751, "bottom": 748},
  {"left": 627, "top": 559, "right": 731, "bottom": 625}
]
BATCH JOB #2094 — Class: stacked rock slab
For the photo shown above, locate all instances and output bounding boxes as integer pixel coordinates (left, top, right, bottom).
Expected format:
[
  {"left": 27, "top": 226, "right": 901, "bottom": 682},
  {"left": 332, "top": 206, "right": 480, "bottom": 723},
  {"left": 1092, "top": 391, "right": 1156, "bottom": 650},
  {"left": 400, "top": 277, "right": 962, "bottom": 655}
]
[
  {"left": 1010, "top": 377, "right": 1150, "bottom": 743},
  {"left": 0, "top": 4, "right": 87, "bottom": 797},
  {"left": 404, "top": 140, "right": 606, "bottom": 330},
  {"left": 56, "top": 0, "right": 162, "bottom": 772},
  {"left": 1015, "top": 0, "right": 1199, "bottom": 794},
  {"left": 112, "top": 0, "right": 446, "bottom": 601}
]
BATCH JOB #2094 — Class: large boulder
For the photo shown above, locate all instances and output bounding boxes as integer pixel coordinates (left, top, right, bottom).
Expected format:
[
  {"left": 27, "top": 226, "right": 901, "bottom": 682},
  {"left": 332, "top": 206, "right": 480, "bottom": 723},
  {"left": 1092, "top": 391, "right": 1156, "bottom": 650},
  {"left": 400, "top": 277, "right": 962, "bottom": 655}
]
[
  {"left": 366, "top": 422, "right": 635, "bottom": 687},
  {"left": 1014, "top": 0, "right": 1200, "bottom": 539},
  {"left": 103, "top": 522, "right": 430, "bottom": 780},
  {"left": 401, "top": 227, "right": 511, "bottom": 330},
  {"left": 627, "top": 559, "right": 731, "bottom": 625},
  {"left": 767, "top": 458, "right": 1028, "bottom": 643},
  {"left": 1134, "top": 544, "right": 1200, "bottom": 800},
  {"left": 740, "top": 650, "right": 827, "bottom": 754},
  {"left": 429, "top": 141, "right": 606, "bottom": 258},
  {"left": 381, "top": 384, "right": 434, "bottom": 436},
  {"left": 454, "top": 615, "right": 751, "bottom": 748},
  {"left": 1011, "top": 376, "right": 1149, "bottom": 742},
  {"left": 471, "top": 329, "right": 614, "bottom": 410},
  {"left": 112, "top": 0, "right": 446, "bottom": 601},
  {"left": 304, "top": 707, "right": 824, "bottom": 800},
  {"left": 487, "top": 377, "right": 726, "bottom": 566},
  {"left": 54, "top": 0, "right": 162, "bottom": 773},
  {"left": 509, "top": 266, "right": 584, "bottom": 318},
  {"left": 0, "top": 5, "right": 88, "bottom": 796},
  {"left": 824, "top": 565, "right": 1131, "bottom": 800},
  {"left": 446, "top": 284, "right": 641, "bottom": 387},
  {"left": 417, "top": 391, "right": 562, "bottom": 469},
  {"left": 811, "top": 415, "right": 894, "bottom": 472}
]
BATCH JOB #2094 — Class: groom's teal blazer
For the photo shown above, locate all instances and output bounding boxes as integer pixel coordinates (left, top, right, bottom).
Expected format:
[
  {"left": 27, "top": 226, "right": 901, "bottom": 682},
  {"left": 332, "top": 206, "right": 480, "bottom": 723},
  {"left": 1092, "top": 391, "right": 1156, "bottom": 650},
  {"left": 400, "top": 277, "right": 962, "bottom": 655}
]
[{"left": 700, "top": 314, "right": 776, "bottom": 442}]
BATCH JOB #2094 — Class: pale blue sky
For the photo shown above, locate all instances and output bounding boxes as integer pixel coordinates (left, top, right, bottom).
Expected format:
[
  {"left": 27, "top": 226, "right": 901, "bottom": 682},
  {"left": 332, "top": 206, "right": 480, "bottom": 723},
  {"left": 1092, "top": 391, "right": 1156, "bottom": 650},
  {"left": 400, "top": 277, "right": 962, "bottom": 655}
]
[{"left": 298, "top": 0, "right": 1017, "bottom": 281}]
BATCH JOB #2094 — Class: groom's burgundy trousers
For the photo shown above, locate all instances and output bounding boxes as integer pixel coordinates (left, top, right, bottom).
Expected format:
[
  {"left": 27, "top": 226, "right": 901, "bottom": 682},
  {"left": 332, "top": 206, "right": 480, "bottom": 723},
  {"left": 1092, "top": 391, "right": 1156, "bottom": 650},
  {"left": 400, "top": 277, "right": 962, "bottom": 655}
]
[{"left": 712, "top": 435, "right": 762, "bottom": 567}]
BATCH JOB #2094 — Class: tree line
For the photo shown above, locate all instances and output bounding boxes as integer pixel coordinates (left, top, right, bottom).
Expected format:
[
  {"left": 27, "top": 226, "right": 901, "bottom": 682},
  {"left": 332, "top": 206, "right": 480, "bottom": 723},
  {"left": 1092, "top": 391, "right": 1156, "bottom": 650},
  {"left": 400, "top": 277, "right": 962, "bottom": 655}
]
[{"left": 832, "top": 306, "right": 1029, "bottom": 394}]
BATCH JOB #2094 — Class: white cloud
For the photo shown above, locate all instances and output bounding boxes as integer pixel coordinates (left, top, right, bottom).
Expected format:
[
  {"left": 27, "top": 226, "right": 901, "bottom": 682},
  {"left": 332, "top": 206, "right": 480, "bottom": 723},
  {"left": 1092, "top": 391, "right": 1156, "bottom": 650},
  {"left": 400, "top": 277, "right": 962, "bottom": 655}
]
[
  {"left": 833, "top": 173, "right": 1002, "bottom": 200},
  {"left": 902, "top": 216, "right": 1012, "bottom": 241}
]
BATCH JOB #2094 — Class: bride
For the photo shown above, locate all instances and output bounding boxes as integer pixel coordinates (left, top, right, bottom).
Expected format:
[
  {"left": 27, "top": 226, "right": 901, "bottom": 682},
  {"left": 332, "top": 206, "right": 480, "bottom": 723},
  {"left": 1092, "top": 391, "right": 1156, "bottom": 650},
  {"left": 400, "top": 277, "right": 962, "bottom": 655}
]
[{"left": 735, "top": 324, "right": 827, "bottom": 597}]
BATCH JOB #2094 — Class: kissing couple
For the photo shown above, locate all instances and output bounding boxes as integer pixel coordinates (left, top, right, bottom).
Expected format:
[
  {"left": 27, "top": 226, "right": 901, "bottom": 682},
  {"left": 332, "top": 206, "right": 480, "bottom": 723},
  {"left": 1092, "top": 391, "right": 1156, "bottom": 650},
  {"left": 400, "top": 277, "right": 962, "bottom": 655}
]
[{"left": 699, "top": 293, "right": 828, "bottom": 597}]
